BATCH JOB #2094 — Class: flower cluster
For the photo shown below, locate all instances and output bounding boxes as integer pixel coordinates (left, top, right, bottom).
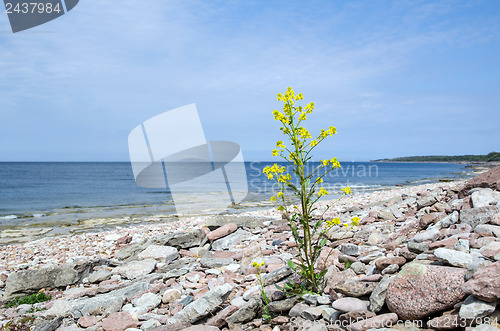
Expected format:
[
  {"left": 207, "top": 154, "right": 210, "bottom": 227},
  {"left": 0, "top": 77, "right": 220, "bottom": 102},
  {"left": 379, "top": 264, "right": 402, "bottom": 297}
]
[
  {"left": 325, "top": 216, "right": 360, "bottom": 228},
  {"left": 320, "top": 158, "right": 341, "bottom": 168},
  {"left": 263, "top": 163, "right": 287, "bottom": 180},
  {"left": 252, "top": 261, "right": 265, "bottom": 268}
]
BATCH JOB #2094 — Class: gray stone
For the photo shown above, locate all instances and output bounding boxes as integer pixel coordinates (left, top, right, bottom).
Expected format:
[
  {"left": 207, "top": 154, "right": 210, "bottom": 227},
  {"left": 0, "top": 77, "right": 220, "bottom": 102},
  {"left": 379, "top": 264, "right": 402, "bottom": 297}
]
[
  {"left": 140, "top": 319, "right": 161, "bottom": 331},
  {"left": 137, "top": 245, "right": 178, "bottom": 262},
  {"left": 153, "top": 229, "right": 208, "bottom": 249},
  {"left": 87, "top": 268, "right": 111, "bottom": 283},
  {"left": 455, "top": 239, "right": 470, "bottom": 253},
  {"left": 157, "top": 257, "right": 197, "bottom": 278},
  {"left": 381, "top": 264, "right": 399, "bottom": 275},
  {"left": 411, "top": 227, "right": 441, "bottom": 243},
  {"left": 460, "top": 206, "right": 499, "bottom": 228},
  {"left": 335, "top": 281, "right": 377, "bottom": 297},
  {"left": 200, "top": 257, "right": 234, "bottom": 268},
  {"left": 4, "top": 260, "right": 103, "bottom": 299},
  {"left": 434, "top": 248, "right": 474, "bottom": 268},
  {"left": 369, "top": 275, "right": 393, "bottom": 313},
  {"left": 32, "top": 317, "right": 63, "bottom": 331},
  {"left": 350, "top": 262, "right": 366, "bottom": 275},
  {"left": 211, "top": 229, "right": 251, "bottom": 251},
  {"left": 262, "top": 266, "right": 293, "bottom": 286},
  {"left": 407, "top": 241, "right": 429, "bottom": 253},
  {"left": 459, "top": 295, "right": 497, "bottom": 319},
  {"left": 289, "top": 302, "right": 310, "bottom": 317},
  {"left": 114, "top": 259, "right": 156, "bottom": 280},
  {"left": 300, "top": 306, "right": 323, "bottom": 320},
  {"left": 267, "top": 296, "right": 297, "bottom": 313},
  {"left": 417, "top": 195, "right": 437, "bottom": 209},
  {"left": 434, "top": 211, "right": 459, "bottom": 229},
  {"left": 130, "top": 292, "right": 162, "bottom": 315},
  {"left": 70, "top": 281, "right": 150, "bottom": 318},
  {"left": 331, "top": 297, "right": 368, "bottom": 313},
  {"left": 470, "top": 188, "right": 500, "bottom": 208},
  {"left": 466, "top": 259, "right": 492, "bottom": 281},
  {"left": 302, "top": 293, "right": 320, "bottom": 306},
  {"left": 341, "top": 243, "right": 360, "bottom": 256},
  {"left": 226, "top": 296, "right": 262, "bottom": 327},
  {"left": 168, "top": 283, "right": 233, "bottom": 324},
  {"left": 359, "top": 251, "right": 385, "bottom": 263},
  {"left": 378, "top": 209, "right": 396, "bottom": 220},
  {"left": 475, "top": 224, "right": 500, "bottom": 237}
]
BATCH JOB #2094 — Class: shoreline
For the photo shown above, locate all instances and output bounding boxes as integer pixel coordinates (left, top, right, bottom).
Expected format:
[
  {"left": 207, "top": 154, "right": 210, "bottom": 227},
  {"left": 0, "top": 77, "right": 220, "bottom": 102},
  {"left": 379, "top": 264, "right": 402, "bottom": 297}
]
[{"left": 0, "top": 179, "right": 466, "bottom": 274}]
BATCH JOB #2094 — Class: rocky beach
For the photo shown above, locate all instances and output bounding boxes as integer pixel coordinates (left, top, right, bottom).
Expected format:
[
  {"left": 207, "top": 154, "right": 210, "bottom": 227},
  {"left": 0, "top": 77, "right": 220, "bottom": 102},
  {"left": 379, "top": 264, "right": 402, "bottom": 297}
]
[{"left": 0, "top": 166, "right": 499, "bottom": 331}]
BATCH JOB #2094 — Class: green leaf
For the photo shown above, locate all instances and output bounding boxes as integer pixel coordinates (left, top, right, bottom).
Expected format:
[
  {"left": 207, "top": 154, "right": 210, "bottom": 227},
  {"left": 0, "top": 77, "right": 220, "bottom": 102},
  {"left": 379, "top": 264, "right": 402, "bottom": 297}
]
[
  {"left": 304, "top": 178, "right": 310, "bottom": 187},
  {"left": 287, "top": 260, "right": 297, "bottom": 271},
  {"left": 319, "top": 238, "right": 327, "bottom": 247}
]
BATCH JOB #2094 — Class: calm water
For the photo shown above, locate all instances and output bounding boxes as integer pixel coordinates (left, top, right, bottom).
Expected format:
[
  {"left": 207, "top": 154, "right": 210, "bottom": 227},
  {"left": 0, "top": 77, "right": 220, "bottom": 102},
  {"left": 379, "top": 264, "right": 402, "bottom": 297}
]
[{"left": 0, "top": 162, "right": 470, "bottom": 242}]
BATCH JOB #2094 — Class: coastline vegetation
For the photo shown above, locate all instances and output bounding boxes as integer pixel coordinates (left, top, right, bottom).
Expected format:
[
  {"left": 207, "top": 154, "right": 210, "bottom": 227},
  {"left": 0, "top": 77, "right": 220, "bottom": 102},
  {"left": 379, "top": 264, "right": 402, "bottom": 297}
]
[{"left": 372, "top": 151, "right": 500, "bottom": 163}]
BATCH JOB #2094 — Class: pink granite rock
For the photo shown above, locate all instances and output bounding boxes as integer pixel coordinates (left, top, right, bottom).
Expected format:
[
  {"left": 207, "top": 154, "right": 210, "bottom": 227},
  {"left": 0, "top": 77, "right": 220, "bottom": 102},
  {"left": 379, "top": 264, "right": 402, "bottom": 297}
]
[
  {"left": 102, "top": 312, "right": 136, "bottom": 331},
  {"left": 207, "top": 223, "right": 237, "bottom": 241},
  {"left": 386, "top": 263, "right": 466, "bottom": 320},
  {"left": 462, "top": 261, "right": 500, "bottom": 302},
  {"left": 347, "top": 313, "right": 398, "bottom": 331},
  {"left": 77, "top": 315, "right": 99, "bottom": 328}
]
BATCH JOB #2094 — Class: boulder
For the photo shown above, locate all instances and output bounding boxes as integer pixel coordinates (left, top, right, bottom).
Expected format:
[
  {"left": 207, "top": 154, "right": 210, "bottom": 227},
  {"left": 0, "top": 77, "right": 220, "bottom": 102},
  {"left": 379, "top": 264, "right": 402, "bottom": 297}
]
[
  {"left": 4, "top": 260, "right": 103, "bottom": 300},
  {"left": 470, "top": 188, "right": 500, "bottom": 208},
  {"left": 462, "top": 261, "right": 500, "bottom": 302},
  {"left": 460, "top": 206, "right": 499, "bottom": 228},
  {"left": 386, "top": 263, "right": 466, "bottom": 320},
  {"left": 459, "top": 295, "right": 497, "bottom": 320}
]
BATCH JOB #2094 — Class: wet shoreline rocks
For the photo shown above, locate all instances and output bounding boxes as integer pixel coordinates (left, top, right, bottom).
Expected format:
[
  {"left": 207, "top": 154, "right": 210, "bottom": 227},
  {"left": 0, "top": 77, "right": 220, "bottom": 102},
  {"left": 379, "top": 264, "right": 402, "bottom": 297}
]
[{"left": 0, "top": 166, "right": 499, "bottom": 330}]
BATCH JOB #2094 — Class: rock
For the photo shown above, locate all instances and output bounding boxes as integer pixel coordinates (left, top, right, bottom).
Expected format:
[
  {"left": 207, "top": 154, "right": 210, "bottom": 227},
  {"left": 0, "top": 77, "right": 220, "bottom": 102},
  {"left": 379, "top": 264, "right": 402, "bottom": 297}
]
[
  {"left": 300, "top": 306, "right": 323, "bottom": 320},
  {"left": 69, "top": 281, "right": 150, "bottom": 318},
  {"left": 211, "top": 229, "right": 251, "bottom": 251},
  {"left": 350, "top": 262, "right": 366, "bottom": 275},
  {"left": 475, "top": 224, "right": 500, "bottom": 237},
  {"left": 32, "top": 317, "right": 63, "bottom": 331},
  {"left": 335, "top": 281, "right": 377, "bottom": 297},
  {"left": 411, "top": 227, "right": 441, "bottom": 243},
  {"left": 168, "top": 283, "right": 232, "bottom": 324},
  {"left": 302, "top": 293, "right": 320, "bottom": 306},
  {"left": 434, "top": 211, "right": 459, "bottom": 229},
  {"left": 200, "top": 258, "right": 234, "bottom": 268},
  {"left": 130, "top": 292, "right": 161, "bottom": 315},
  {"left": 378, "top": 209, "right": 396, "bottom": 220},
  {"left": 117, "top": 235, "right": 132, "bottom": 245},
  {"left": 434, "top": 248, "right": 474, "bottom": 268},
  {"left": 3, "top": 260, "right": 100, "bottom": 299},
  {"left": 463, "top": 165, "right": 500, "bottom": 192},
  {"left": 369, "top": 275, "right": 392, "bottom": 313},
  {"left": 359, "top": 251, "right": 385, "bottom": 263},
  {"left": 154, "top": 229, "right": 208, "bottom": 249},
  {"left": 462, "top": 261, "right": 500, "bottom": 302},
  {"left": 460, "top": 206, "right": 499, "bottom": 228},
  {"left": 386, "top": 263, "right": 466, "bottom": 320},
  {"left": 141, "top": 319, "right": 161, "bottom": 331},
  {"left": 455, "top": 239, "right": 470, "bottom": 253},
  {"left": 331, "top": 297, "right": 368, "bottom": 313},
  {"left": 417, "top": 195, "right": 437, "bottom": 209},
  {"left": 407, "top": 241, "right": 429, "bottom": 253},
  {"left": 102, "top": 312, "right": 136, "bottom": 331},
  {"left": 459, "top": 295, "right": 497, "bottom": 320},
  {"left": 382, "top": 264, "right": 400, "bottom": 275},
  {"left": 427, "top": 312, "right": 461, "bottom": 329},
  {"left": 262, "top": 266, "right": 293, "bottom": 286},
  {"left": 207, "top": 223, "right": 237, "bottom": 241},
  {"left": 471, "top": 188, "right": 500, "bottom": 208},
  {"left": 479, "top": 241, "right": 500, "bottom": 259},
  {"left": 268, "top": 297, "right": 297, "bottom": 313},
  {"left": 77, "top": 316, "right": 99, "bottom": 328},
  {"left": 346, "top": 313, "right": 398, "bottom": 331},
  {"left": 289, "top": 302, "right": 310, "bottom": 317},
  {"left": 340, "top": 243, "right": 360, "bottom": 256},
  {"left": 375, "top": 257, "right": 406, "bottom": 270},
  {"left": 240, "top": 243, "right": 264, "bottom": 272},
  {"left": 88, "top": 268, "right": 112, "bottom": 283},
  {"left": 184, "top": 326, "right": 220, "bottom": 331},
  {"left": 137, "top": 245, "right": 178, "bottom": 262},
  {"left": 206, "top": 305, "right": 238, "bottom": 328},
  {"left": 114, "top": 259, "right": 156, "bottom": 280},
  {"left": 226, "top": 296, "right": 262, "bottom": 327},
  {"left": 162, "top": 289, "right": 181, "bottom": 304}
]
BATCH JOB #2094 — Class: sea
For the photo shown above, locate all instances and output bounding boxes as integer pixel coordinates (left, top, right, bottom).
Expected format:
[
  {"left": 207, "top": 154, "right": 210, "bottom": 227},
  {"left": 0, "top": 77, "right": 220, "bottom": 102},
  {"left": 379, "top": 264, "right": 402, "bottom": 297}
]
[{"left": 0, "top": 161, "right": 471, "bottom": 244}]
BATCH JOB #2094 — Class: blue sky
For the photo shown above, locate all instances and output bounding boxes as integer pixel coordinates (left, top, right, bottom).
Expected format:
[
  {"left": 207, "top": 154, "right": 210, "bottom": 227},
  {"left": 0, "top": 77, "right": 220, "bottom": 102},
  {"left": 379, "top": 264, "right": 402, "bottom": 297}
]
[{"left": 0, "top": 0, "right": 499, "bottom": 161}]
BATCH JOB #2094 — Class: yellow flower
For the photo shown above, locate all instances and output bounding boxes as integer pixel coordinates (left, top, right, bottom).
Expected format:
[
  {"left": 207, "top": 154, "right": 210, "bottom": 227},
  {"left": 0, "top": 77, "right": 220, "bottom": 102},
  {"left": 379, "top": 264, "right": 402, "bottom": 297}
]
[
  {"left": 298, "top": 127, "right": 311, "bottom": 139},
  {"left": 267, "top": 174, "right": 273, "bottom": 180},
  {"left": 322, "top": 159, "right": 329, "bottom": 166},
  {"left": 272, "top": 149, "right": 279, "bottom": 156},
  {"left": 277, "top": 192, "right": 283, "bottom": 198},
  {"left": 310, "top": 140, "right": 318, "bottom": 147},
  {"left": 276, "top": 141, "right": 286, "bottom": 149},
  {"left": 330, "top": 157, "right": 340, "bottom": 168},
  {"left": 332, "top": 218, "right": 341, "bottom": 225},
  {"left": 318, "top": 187, "right": 329, "bottom": 197},
  {"left": 277, "top": 206, "right": 285, "bottom": 211},
  {"left": 341, "top": 186, "right": 352, "bottom": 194},
  {"left": 316, "top": 177, "right": 323, "bottom": 183},
  {"left": 270, "top": 196, "right": 276, "bottom": 202},
  {"left": 252, "top": 261, "right": 258, "bottom": 267},
  {"left": 351, "top": 217, "right": 360, "bottom": 226},
  {"left": 299, "top": 113, "right": 307, "bottom": 121},
  {"left": 263, "top": 166, "right": 271, "bottom": 174},
  {"left": 343, "top": 223, "right": 349, "bottom": 227}
]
